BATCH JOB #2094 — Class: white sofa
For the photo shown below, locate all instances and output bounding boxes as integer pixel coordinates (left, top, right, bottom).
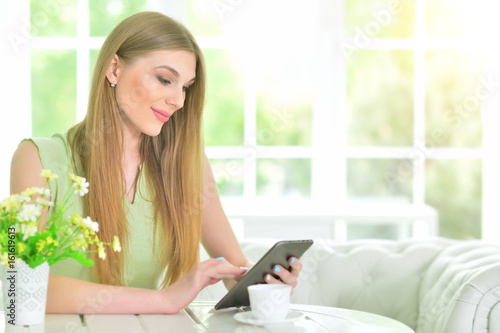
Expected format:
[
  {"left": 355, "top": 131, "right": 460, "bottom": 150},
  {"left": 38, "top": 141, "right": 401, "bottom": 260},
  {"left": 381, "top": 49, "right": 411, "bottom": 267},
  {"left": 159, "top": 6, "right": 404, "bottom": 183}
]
[{"left": 200, "top": 237, "right": 500, "bottom": 333}]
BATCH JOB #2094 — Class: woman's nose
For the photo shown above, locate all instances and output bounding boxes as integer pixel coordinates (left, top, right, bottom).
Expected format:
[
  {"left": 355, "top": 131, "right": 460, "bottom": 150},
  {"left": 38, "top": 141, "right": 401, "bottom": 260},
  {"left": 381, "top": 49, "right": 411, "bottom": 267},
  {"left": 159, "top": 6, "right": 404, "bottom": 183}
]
[{"left": 165, "top": 87, "right": 185, "bottom": 110}]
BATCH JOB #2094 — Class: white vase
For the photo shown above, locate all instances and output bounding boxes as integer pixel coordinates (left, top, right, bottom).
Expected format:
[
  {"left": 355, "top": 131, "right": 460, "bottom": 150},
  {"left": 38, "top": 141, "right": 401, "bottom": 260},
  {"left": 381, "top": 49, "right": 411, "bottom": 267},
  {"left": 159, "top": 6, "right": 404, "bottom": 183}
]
[{"left": 2, "top": 259, "right": 49, "bottom": 326}]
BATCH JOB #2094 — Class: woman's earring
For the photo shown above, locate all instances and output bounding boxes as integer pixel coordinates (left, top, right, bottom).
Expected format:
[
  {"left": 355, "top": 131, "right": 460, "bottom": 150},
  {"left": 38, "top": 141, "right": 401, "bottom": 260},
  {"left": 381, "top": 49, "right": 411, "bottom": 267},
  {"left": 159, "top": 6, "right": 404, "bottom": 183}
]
[{"left": 110, "top": 82, "right": 116, "bottom": 88}]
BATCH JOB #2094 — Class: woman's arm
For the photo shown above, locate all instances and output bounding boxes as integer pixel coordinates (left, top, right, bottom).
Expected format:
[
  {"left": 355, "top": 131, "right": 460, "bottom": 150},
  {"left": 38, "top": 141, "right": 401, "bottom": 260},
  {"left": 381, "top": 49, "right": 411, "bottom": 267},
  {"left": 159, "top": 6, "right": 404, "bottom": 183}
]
[
  {"left": 200, "top": 154, "right": 303, "bottom": 290},
  {"left": 10, "top": 141, "right": 50, "bottom": 228},
  {"left": 47, "top": 274, "right": 165, "bottom": 313},
  {"left": 47, "top": 257, "right": 242, "bottom": 314},
  {"left": 200, "top": 155, "right": 252, "bottom": 269},
  {"left": 10, "top": 142, "right": 245, "bottom": 314},
  {"left": 200, "top": 154, "right": 252, "bottom": 290}
]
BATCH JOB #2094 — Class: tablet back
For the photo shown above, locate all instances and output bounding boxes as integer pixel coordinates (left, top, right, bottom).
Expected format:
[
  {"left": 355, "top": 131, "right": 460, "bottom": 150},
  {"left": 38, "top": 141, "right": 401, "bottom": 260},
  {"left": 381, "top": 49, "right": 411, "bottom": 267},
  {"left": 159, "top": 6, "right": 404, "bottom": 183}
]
[{"left": 214, "top": 239, "right": 314, "bottom": 310}]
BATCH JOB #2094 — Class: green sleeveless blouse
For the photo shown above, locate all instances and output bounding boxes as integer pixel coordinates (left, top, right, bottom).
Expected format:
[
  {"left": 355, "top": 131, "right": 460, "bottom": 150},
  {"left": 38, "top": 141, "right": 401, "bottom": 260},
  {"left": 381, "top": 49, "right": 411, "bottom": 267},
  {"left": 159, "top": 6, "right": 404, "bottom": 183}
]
[{"left": 28, "top": 133, "right": 164, "bottom": 289}]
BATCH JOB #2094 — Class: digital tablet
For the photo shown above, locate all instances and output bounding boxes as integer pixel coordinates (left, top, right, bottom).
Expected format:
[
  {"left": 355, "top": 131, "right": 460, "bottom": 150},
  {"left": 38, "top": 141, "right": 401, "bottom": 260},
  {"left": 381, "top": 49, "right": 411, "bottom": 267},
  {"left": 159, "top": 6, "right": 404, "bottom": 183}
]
[{"left": 214, "top": 239, "right": 314, "bottom": 310}]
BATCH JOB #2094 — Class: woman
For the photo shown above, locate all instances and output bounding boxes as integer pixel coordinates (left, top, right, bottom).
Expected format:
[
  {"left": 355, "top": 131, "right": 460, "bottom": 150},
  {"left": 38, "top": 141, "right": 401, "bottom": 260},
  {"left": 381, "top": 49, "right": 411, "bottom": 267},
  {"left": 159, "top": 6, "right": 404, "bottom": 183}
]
[{"left": 10, "top": 11, "right": 302, "bottom": 314}]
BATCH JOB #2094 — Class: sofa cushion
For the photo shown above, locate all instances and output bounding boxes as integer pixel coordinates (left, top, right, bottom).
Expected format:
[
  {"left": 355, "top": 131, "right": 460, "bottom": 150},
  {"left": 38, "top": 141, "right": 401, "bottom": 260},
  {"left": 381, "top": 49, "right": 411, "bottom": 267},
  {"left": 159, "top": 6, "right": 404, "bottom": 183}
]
[{"left": 240, "top": 237, "right": 454, "bottom": 329}]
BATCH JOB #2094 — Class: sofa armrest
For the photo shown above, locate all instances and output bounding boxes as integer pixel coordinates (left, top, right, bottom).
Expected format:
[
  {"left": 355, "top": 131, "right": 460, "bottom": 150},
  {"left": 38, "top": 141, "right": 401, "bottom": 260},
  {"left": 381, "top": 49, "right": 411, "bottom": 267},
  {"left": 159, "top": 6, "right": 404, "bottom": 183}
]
[
  {"left": 490, "top": 300, "right": 500, "bottom": 332},
  {"left": 418, "top": 241, "right": 500, "bottom": 333}
]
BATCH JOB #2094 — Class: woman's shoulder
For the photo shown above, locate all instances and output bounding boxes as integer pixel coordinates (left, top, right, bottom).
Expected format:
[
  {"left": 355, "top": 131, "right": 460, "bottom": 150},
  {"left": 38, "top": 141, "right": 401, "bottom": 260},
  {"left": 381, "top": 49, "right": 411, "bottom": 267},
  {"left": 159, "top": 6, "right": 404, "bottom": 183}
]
[
  {"left": 14, "top": 133, "right": 72, "bottom": 177},
  {"left": 10, "top": 140, "right": 46, "bottom": 193},
  {"left": 28, "top": 132, "right": 69, "bottom": 154},
  {"left": 10, "top": 133, "right": 67, "bottom": 194},
  {"left": 13, "top": 139, "right": 40, "bottom": 162},
  {"left": 25, "top": 133, "right": 69, "bottom": 163}
]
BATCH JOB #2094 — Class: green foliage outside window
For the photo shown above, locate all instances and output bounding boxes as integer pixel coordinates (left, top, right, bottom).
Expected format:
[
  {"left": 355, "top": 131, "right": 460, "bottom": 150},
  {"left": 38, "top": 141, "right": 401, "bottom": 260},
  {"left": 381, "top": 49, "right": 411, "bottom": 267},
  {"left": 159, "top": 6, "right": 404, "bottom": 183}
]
[
  {"left": 347, "top": 50, "right": 414, "bottom": 146},
  {"left": 426, "top": 160, "right": 482, "bottom": 239},
  {"left": 31, "top": 50, "right": 76, "bottom": 138},
  {"left": 203, "top": 49, "right": 244, "bottom": 146},
  {"left": 185, "top": 0, "right": 225, "bottom": 37},
  {"left": 426, "top": 51, "right": 483, "bottom": 148},
  {"left": 345, "top": 0, "right": 415, "bottom": 38},
  {"left": 209, "top": 159, "right": 244, "bottom": 196},
  {"left": 89, "top": 0, "right": 148, "bottom": 37},
  {"left": 30, "top": 0, "right": 77, "bottom": 37},
  {"left": 256, "top": 77, "right": 312, "bottom": 147},
  {"left": 426, "top": 0, "right": 470, "bottom": 39},
  {"left": 347, "top": 159, "right": 412, "bottom": 202},
  {"left": 257, "top": 159, "right": 311, "bottom": 199}
]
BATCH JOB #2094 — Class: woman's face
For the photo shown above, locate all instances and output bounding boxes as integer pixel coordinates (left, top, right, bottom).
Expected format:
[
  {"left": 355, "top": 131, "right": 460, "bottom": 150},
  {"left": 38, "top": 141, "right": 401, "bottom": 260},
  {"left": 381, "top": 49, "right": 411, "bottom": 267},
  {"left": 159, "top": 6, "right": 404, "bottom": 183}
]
[{"left": 111, "top": 49, "right": 196, "bottom": 137}]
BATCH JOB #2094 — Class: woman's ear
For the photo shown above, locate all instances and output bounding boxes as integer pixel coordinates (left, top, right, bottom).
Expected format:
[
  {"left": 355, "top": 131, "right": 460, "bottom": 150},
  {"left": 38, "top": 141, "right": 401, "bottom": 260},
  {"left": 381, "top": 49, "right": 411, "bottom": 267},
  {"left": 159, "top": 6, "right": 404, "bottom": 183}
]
[{"left": 105, "top": 54, "right": 121, "bottom": 86}]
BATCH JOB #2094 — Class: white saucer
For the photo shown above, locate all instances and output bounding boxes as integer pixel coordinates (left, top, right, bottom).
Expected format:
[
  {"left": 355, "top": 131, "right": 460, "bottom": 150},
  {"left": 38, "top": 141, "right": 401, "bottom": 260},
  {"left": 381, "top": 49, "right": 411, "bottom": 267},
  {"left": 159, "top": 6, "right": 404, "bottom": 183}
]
[{"left": 234, "top": 310, "right": 304, "bottom": 326}]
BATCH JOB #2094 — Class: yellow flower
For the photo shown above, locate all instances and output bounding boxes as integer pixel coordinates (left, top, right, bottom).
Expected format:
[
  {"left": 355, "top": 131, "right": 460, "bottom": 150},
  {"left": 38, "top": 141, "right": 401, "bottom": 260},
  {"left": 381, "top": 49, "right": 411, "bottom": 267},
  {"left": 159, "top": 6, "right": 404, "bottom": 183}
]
[
  {"left": 70, "top": 214, "right": 85, "bottom": 228},
  {"left": 97, "top": 243, "right": 106, "bottom": 260},
  {"left": 90, "top": 234, "right": 100, "bottom": 245},
  {"left": 0, "top": 252, "right": 8, "bottom": 267},
  {"left": 73, "top": 235, "right": 87, "bottom": 249},
  {"left": 1, "top": 195, "right": 22, "bottom": 212},
  {"left": 69, "top": 173, "right": 84, "bottom": 183},
  {"left": 21, "top": 187, "right": 39, "bottom": 197},
  {"left": 112, "top": 236, "right": 121, "bottom": 252},
  {"left": 36, "top": 239, "right": 46, "bottom": 252},
  {"left": 17, "top": 242, "right": 26, "bottom": 254},
  {"left": 0, "top": 171, "right": 120, "bottom": 267},
  {"left": 40, "top": 169, "right": 58, "bottom": 180},
  {"left": 35, "top": 197, "right": 53, "bottom": 207}
]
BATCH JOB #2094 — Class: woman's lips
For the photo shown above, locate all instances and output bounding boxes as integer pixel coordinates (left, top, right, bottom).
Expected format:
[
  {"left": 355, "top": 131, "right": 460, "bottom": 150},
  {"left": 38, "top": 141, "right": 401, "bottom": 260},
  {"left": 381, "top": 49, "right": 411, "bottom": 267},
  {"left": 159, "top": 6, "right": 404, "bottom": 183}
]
[{"left": 151, "top": 107, "right": 172, "bottom": 122}]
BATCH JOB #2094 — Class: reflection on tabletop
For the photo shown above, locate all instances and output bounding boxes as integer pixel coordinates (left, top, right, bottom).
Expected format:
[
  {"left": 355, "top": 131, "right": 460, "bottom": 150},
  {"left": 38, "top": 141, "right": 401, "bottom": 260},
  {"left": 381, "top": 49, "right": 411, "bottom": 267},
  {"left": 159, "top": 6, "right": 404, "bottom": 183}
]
[{"left": 0, "top": 301, "right": 414, "bottom": 333}]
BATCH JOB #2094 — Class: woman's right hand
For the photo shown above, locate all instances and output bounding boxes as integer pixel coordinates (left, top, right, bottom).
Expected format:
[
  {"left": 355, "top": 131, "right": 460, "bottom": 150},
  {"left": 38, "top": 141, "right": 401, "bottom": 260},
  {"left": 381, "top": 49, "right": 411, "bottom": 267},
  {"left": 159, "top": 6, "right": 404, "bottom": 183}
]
[{"left": 159, "top": 258, "right": 246, "bottom": 313}]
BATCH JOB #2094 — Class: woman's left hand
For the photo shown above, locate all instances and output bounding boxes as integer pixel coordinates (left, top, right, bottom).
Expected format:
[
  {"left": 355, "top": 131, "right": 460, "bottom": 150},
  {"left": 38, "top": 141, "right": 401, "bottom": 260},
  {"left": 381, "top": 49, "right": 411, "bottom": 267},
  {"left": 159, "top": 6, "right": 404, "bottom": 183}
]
[{"left": 264, "top": 256, "right": 302, "bottom": 293}]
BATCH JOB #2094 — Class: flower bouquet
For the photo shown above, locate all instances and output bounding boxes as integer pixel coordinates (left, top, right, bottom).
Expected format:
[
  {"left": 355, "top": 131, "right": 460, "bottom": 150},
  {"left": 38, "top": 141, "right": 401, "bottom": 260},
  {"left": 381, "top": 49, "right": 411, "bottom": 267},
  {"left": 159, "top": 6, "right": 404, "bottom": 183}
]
[{"left": 0, "top": 170, "right": 120, "bottom": 325}]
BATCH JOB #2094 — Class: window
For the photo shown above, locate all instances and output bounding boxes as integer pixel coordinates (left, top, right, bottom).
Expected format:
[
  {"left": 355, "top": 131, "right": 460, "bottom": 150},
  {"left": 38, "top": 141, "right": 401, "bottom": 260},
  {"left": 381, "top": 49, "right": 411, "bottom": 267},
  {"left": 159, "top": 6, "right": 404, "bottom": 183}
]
[
  {"left": 2, "top": 0, "right": 499, "bottom": 241},
  {"left": 341, "top": 0, "right": 492, "bottom": 240}
]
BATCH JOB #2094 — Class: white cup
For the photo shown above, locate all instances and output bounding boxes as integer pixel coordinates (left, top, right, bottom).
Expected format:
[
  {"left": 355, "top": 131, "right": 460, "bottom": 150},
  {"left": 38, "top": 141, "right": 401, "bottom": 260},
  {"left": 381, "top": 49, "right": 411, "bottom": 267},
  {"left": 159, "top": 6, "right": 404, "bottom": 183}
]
[{"left": 247, "top": 284, "right": 292, "bottom": 322}]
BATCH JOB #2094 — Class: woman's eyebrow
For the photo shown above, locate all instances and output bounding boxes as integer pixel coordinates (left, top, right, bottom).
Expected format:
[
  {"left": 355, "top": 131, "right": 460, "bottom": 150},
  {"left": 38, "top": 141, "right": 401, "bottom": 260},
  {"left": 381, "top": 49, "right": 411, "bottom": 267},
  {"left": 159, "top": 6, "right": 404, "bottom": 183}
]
[{"left": 154, "top": 65, "right": 195, "bottom": 82}]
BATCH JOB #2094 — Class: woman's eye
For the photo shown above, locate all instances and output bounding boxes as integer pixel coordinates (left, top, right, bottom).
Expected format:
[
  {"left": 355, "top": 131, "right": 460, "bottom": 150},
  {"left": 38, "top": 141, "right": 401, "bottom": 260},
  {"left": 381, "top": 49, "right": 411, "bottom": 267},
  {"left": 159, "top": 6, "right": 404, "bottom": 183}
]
[
  {"left": 157, "top": 76, "right": 171, "bottom": 85},
  {"left": 182, "top": 86, "right": 190, "bottom": 93}
]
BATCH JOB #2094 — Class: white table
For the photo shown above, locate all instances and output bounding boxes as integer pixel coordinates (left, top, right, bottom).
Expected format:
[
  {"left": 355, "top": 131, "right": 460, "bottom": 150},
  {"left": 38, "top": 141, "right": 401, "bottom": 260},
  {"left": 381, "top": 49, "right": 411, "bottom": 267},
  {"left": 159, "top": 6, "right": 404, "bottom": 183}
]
[{"left": 1, "top": 301, "right": 414, "bottom": 333}]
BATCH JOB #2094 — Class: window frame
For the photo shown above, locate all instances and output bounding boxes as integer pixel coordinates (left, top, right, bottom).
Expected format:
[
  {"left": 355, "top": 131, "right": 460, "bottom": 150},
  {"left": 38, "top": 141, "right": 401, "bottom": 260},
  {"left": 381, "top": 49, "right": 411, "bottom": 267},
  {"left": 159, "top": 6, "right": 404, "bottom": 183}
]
[{"left": 2, "top": 0, "right": 499, "bottom": 241}]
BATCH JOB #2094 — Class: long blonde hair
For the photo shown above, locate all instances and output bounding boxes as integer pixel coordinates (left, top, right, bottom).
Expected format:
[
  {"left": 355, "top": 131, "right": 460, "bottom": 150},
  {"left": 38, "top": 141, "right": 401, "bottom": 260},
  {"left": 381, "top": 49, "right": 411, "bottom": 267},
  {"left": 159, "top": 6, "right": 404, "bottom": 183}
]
[{"left": 68, "top": 11, "right": 205, "bottom": 287}]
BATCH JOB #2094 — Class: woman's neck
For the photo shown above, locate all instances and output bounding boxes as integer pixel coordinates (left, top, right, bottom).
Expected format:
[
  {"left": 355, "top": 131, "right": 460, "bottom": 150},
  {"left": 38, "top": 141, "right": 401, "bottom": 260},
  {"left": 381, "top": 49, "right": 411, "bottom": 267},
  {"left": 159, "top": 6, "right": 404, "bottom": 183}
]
[
  {"left": 121, "top": 124, "right": 142, "bottom": 203},
  {"left": 121, "top": 120, "right": 142, "bottom": 166}
]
